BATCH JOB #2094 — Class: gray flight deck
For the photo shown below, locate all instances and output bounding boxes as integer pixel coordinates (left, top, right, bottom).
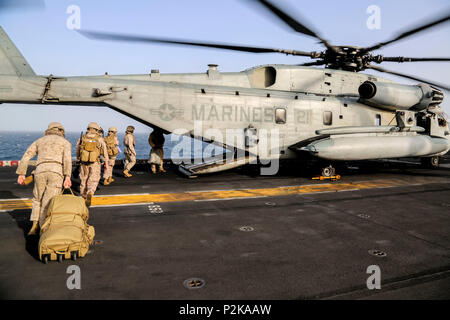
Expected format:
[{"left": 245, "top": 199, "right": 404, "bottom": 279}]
[{"left": 1, "top": 159, "right": 450, "bottom": 300}]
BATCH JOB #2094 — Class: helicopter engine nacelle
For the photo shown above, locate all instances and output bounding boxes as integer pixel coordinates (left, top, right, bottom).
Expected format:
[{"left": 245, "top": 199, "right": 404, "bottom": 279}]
[{"left": 358, "top": 81, "right": 443, "bottom": 111}]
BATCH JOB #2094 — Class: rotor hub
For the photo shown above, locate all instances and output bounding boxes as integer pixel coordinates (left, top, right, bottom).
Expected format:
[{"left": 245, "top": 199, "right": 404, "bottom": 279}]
[{"left": 323, "top": 46, "right": 372, "bottom": 72}]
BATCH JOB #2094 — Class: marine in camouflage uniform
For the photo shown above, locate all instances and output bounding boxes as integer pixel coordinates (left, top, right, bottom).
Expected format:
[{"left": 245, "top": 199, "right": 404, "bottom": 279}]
[
  {"left": 98, "top": 127, "right": 105, "bottom": 179},
  {"left": 123, "top": 125, "right": 136, "bottom": 178},
  {"left": 148, "top": 129, "right": 166, "bottom": 174},
  {"left": 16, "top": 122, "right": 72, "bottom": 235},
  {"left": 76, "top": 122, "right": 109, "bottom": 207},
  {"left": 103, "top": 126, "right": 119, "bottom": 185}
]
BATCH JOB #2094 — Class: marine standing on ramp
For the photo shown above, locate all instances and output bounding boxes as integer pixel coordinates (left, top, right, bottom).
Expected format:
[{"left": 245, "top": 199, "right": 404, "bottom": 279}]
[
  {"left": 148, "top": 129, "right": 166, "bottom": 173},
  {"left": 76, "top": 122, "right": 109, "bottom": 207},
  {"left": 103, "top": 126, "right": 119, "bottom": 185},
  {"left": 16, "top": 122, "right": 72, "bottom": 235},
  {"left": 123, "top": 125, "right": 136, "bottom": 178}
]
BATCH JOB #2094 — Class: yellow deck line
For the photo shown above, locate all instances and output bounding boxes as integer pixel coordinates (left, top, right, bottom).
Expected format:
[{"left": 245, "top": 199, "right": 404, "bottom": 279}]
[{"left": 0, "top": 178, "right": 420, "bottom": 211}]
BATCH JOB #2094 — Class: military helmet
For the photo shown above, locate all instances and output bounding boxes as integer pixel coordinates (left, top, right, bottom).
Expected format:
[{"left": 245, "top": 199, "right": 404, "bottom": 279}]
[
  {"left": 108, "top": 126, "right": 118, "bottom": 133},
  {"left": 47, "top": 122, "right": 64, "bottom": 130},
  {"left": 87, "top": 122, "right": 101, "bottom": 131},
  {"left": 126, "top": 125, "right": 135, "bottom": 133}
]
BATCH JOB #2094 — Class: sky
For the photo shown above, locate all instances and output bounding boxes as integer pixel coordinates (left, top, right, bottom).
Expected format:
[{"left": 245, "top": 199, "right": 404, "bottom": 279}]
[{"left": 0, "top": 0, "right": 449, "bottom": 132}]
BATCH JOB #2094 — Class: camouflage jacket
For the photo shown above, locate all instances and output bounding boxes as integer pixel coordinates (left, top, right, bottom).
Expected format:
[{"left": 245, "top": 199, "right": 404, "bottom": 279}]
[
  {"left": 105, "top": 134, "right": 119, "bottom": 151},
  {"left": 98, "top": 136, "right": 109, "bottom": 162},
  {"left": 124, "top": 133, "right": 136, "bottom": 155},
  {"left": 16, "top": 134, "right": 72, "bottom": 177}
]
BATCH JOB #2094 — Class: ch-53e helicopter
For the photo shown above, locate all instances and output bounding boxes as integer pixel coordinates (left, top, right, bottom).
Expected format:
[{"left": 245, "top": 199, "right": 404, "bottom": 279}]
[{"left": 1, "top": 0, "right": 450, "bottom": 177}]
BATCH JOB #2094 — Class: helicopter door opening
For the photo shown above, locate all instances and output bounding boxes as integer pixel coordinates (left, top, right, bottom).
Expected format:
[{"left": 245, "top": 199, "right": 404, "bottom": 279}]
[{"left": 275, "top": 108, "right": 286, "bottom": 124}]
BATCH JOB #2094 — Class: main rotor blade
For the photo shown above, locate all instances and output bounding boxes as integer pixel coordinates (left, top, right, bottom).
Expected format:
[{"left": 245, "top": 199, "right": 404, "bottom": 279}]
[
  {"left": 250, "top": 0, "right": 337, "bottom": 52},
  {"left": 362, "top": 11, "right": 450, "bottom": 52},
  {"left": 0, "top": 0, "right": 45, "bottom": 10},
  {"left": 78, "top": 30, "right": 318, "bottom": 57},
  {"left": 381, "top": 57, "right": 450, "bottom": 62},
  {"left": 367, "top": 64, "right": 450, "bottom": 91}
]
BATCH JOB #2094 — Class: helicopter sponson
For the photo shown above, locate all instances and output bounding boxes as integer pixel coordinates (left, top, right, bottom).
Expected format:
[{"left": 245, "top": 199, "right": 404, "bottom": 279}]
[{"left": 299, "top": 82, "right": 448, "bottom": 162}]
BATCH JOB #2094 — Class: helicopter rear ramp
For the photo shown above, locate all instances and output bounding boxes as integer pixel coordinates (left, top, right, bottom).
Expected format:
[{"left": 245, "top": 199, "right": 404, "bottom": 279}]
[{"left": 178, "top": 155, "right": 258, "bottom": 177}]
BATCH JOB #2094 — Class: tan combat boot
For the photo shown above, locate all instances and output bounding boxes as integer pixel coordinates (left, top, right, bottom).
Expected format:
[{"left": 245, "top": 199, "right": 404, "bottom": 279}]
[
  {"left": 86, "top": 192, "right": 93, "bottom": 207},
  {"left": 103, "top": 178, "right": 110, "bottom": 186},
  {"left": 159, "top": 166, "right": 166, "bottom": 173},
  {"left": 123, "top": 170, "right": 132, "bottom": 178},
  {"left": 109, "top": 177, "right": 115, "bottom": 183},
  {"left": 27, "top": 221, "right": 39, "bottom": 236}
]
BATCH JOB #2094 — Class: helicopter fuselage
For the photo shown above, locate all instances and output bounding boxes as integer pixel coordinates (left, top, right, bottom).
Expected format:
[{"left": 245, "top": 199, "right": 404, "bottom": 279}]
[{"left": 1, "top": 64, "right": 448, "bottom": 168}]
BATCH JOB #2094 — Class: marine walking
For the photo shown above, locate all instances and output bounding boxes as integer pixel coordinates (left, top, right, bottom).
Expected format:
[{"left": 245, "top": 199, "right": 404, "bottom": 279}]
[
  {"left": 123, "top": 125, "right": 136, "bottom": 178},
  {"left": 76, "top": 122, "right": 109, "bottom": 207},
  {"left": 103, "top": 126, "right": 119, "bottom": 185},
  {"left": 148, "top": 129, "right": 166, "bottom": 173},
  {"left": 16, "top": 122, "right": 72, "bottom": 235}
]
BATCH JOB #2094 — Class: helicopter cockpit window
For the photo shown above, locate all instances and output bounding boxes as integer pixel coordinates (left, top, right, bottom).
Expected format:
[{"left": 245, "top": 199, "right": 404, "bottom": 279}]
[
  {"left": 323, "top": 111, "right": 332, "bottom": 126},
  {"left": 275, "top": 108, "right": 286, "bottom": 124}
]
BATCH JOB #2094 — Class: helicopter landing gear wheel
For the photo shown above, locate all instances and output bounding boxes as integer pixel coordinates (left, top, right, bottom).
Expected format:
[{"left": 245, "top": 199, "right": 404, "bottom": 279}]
[
  {"left": 321, "top": 165, "right": 335, "bottom": 177},
  {"left": 430, "top": 156, "right": 439, "bottom": 168},
  {"left": 421, "top": 156, "right": 439, "bottom": 169}
]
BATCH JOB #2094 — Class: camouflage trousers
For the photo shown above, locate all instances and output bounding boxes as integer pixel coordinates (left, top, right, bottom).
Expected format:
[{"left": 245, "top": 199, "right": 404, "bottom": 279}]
[
  {"left": 103, "top": 156, "right": 116, "bottom": 179},
  {"left": 31, "top": 172, "right": 63, "bottom": 227},
  {"left": 124, "top": 153, "right": 136, "bottom": 171},
  {"left": 79, "top": 162, "right": 101, "bottom": 198}
]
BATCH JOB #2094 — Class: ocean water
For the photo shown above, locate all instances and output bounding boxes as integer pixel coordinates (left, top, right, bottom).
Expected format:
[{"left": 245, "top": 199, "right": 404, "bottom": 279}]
[{"left": 0, "top": 131, "right": 225, "bottom": 161}]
